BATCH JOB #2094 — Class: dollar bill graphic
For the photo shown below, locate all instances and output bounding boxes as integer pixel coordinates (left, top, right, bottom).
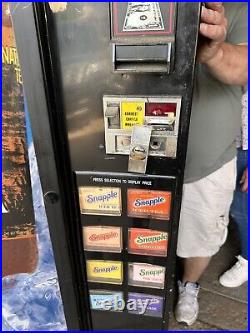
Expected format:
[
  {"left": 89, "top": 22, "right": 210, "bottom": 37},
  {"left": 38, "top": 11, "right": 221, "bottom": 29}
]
[{"left": 123, "top": 2, "right": 164, "bottom": 32}]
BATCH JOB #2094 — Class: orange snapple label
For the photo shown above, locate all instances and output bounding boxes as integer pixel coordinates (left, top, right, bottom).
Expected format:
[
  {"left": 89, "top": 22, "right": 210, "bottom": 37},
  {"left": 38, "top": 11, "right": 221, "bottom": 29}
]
[
  {"left": 83, "top": 226, "right": 122, "bottom": 252},
  {"left": 129, "top": 228, "right": 168, "bottom": 256},
  {"left": 127, "top": 189, "right": 171, "bottom": 220}
]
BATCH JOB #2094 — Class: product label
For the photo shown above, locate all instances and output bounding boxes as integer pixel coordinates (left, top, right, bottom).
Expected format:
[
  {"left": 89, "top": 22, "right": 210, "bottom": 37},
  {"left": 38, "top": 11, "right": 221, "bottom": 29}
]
[
  {"left": 90, "top": 291, "right": 124, "bottom": 311},
  {"left": 127, "top": 189, "right": 171, "bottom": 219},
  {"left": 129, "top": 228, "right": 168, "bottom": 256},
  {"left": 87, "top": 260, "right": 123, "bottom": 284},
  {"left": 121, "top": 101, "right": 144, "bottom": 129},
  {"left": 129, "top": 263, "right": 165, "bottom": 288},
  {"left": 83, "top": 226, "right": 122, "bottom": 252},
  {"left": 127, "top": 293, "right": 163, "bottom": 317},
  {"left": 78, "top": 187, "right": 122, "bottom": 216}
]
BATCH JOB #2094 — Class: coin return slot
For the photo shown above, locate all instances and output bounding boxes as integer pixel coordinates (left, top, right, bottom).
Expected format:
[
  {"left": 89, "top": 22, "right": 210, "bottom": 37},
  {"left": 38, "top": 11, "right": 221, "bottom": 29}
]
[{"left": 116, "top": 136, "right": 131, "bottom": 153}]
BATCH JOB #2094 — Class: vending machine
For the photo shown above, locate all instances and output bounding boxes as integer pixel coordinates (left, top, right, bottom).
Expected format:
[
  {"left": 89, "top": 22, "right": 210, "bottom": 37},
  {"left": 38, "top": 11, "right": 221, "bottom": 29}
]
[{"left": 11, "top": 2, "right": 200, "bottom": 330}]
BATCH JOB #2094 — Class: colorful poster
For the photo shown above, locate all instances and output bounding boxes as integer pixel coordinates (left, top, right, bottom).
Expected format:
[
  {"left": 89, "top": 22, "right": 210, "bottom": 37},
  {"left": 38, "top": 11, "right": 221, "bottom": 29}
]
[
  {"left": 128, "top": 263, "right": 165, "bottom": 289},
  {"left": 2, "top": 2, "right": 37, "bottom": 277},
  {"left": 128, "top": 228, "right": 168, "bottom": 256},
  {"left": 87, "top": 260, "right": 123, "bottom": 284},
  {"left": 127, "top": 189, "right": 171, "bottom": 219},
  {"left": 78, "top": 186, "right": 122, "bottom": 216},
  {"left": 83, "top": 226, "right": 122, "bottom": 252}
]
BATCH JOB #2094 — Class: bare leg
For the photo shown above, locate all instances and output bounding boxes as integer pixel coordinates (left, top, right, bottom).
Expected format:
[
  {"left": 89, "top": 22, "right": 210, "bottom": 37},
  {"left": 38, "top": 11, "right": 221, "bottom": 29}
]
[{"left": 182, "top": 257, "right": 211, "bottom": 283}]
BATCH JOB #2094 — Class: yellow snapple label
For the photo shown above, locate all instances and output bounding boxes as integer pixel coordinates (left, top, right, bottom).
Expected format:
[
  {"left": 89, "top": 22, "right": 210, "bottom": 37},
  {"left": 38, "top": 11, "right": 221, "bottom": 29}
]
[
  {"left": 87, "top": 260, "right": 123, "bottom": 284},
  {"left": 121, "top": 101, "right": 145, "bottom": 129},
  {"left": 78, "top": 186, "right": 122, "bottom": 216}
]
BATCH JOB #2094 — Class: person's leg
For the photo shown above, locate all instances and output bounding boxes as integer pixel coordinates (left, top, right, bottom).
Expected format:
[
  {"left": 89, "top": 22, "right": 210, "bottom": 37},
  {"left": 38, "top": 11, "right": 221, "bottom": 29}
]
[
  {"left": 219, "top": 149, "right": 248, "bottom": 287},
  {"left": 182, "top": 257, "right": 211, "bottom": 283},
  {"left": 175, "top": 158, "right": 236, "bottom": 325},
  {"left": 231, "top": 149, "right": 248, "bottom": 260}
]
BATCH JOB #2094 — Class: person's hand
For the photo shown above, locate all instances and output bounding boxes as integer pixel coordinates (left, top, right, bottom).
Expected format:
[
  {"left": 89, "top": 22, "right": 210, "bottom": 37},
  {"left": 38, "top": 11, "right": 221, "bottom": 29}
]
[
  {"left": 198, "top": 2, "right": 227, "bottom": 64},
  {"left": 240, "top": 167, "right": 248, "bottom": 192}
]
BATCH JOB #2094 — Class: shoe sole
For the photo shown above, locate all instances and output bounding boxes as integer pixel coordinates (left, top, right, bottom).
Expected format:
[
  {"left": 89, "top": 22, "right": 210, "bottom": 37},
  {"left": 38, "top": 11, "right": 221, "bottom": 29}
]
[
  {"left": 175, "top": 312, "right": 198, "bottom": 326},
  {"left": 219, "top": 280, "right": 248, "bottom": 288}
]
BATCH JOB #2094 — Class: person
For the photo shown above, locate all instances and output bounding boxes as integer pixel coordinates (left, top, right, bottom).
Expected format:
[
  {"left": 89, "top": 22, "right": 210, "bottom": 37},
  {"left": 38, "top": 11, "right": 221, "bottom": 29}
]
[
  {"left": 174, "top": 2, "right": 248, "bottom": 326},
  {"left": 219, "top": 89, "right": 248, "bottom": 288}
]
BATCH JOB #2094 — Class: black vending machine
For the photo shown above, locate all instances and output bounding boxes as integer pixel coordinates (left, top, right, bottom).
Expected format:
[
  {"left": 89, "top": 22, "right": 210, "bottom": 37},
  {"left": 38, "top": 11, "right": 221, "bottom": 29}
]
[{"left": 11, "top": 2, "right": 200, "bottom": 330}]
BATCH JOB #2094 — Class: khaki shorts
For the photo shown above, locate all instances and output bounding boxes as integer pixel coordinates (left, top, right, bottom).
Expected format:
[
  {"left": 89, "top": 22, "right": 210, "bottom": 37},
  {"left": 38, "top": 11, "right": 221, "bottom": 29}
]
[{"left": 177, "top": 158, "right": 236, "bottom": 258}]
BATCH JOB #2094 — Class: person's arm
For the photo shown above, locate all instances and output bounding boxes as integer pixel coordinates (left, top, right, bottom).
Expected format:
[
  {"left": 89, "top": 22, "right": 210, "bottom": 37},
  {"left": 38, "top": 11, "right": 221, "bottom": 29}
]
[
  {"left": 198, "top": 2, "right": 248, "bottom": 86},
  {"left": 240, "top": 167, "right": 248, "bottom": 192}
]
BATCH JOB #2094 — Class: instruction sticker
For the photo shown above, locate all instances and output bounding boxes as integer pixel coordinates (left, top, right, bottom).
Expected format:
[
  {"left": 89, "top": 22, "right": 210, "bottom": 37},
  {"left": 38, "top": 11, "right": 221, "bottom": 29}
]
[
  {"left": 121, "top": 102, "right": 145, "bottom": 129},
  {"left": 87, "top": 260, "right": 123, "bottom": 284},
  {"left": 123, "top": 2, "right": 164, "bottom": 32},
  {"left": 127, "top": 189, "right": 171, "bottom": 220},
  {"left": 128, "top": 228, "right": 168, "bottom": 256},
  {"left": 78, "top": 186, "right": 122, "bottom": 216}
]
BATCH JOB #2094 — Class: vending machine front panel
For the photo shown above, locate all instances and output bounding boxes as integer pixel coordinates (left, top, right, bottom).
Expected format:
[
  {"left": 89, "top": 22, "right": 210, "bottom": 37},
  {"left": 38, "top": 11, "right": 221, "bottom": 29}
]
[{"left": 11, "top": 2, "right": 200, "bottom": 330}]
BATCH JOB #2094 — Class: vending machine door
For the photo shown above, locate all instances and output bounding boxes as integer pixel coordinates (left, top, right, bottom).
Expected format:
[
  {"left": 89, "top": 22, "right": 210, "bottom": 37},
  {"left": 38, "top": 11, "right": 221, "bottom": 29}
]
[{"left": 11, "top": 2, "right": 200, "bottom": 331}]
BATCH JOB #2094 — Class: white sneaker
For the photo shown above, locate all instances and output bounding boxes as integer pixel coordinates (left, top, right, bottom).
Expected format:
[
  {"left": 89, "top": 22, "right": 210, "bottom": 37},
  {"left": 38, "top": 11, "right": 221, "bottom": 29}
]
[
  {"left": 219, "top": 255, "right": 248, "bottom": 288},
  {"left": 175, "top": 281, "right": 200, "bottom": 326}
]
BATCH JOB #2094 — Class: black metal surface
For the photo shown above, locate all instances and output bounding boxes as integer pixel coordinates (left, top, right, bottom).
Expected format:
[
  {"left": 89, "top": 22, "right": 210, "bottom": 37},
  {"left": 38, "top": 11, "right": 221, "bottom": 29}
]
[
  {"left": 10, "top": 2, "right": 200, "bottom": 331},
  {"left": 10, "top": 2, "right": 92, "bottom": 331},
  {"left": 46, "top": 2, "right": 199, "bottom": 179}
]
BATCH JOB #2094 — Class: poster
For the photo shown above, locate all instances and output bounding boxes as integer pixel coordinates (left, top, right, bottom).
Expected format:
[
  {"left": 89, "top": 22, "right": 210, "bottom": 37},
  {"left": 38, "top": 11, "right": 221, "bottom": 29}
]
[{"left": 2, "top": 2, "right": 38, "bottom": 277}]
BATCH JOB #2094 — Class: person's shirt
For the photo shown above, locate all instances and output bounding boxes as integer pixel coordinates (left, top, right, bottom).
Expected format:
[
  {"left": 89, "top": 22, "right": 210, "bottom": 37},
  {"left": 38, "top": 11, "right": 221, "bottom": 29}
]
[
  {"left": 184, "top": 3, "right": 248, "bottom": 183},
  {"left": 236, "top": 90, "right": 248, "bottom": 150}
]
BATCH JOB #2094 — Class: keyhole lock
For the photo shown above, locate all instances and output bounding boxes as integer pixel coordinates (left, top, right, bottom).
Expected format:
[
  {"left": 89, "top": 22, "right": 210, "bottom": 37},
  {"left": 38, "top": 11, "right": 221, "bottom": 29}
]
[
  {"left": 150, "top": 140, "right": 161, "bottom": 150},
  {"left": 44, "top": 191, "right": 60, "bottom": 204}
]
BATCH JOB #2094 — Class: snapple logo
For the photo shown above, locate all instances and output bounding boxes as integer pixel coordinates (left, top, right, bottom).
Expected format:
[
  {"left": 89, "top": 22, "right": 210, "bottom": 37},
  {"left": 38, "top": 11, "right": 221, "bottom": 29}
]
[
  {"left": 89, "top": 231, "right": 118, "bottom": 241},
  {"left": 139, "top": 268, "right": 165, "bottom": 277},
  {"left": 134, "top": 197, "right": 165, "bottom": 207},
  {"left": 135, "top": 233, "right": 167, "bottom": 244},
  {"left": 94, "top": 265, "right": 118, "bottom": 273},
  {"left": 87, "top": 190, "right": 118, "bottom": 203}
]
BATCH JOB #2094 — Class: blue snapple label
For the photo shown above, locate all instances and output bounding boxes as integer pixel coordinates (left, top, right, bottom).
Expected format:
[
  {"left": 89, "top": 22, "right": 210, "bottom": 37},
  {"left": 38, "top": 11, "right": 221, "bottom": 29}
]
[
  {"left": 90, "top": 291, "right": 124, "bottom": 311},
  {"left": 127, "top": 293, "right": 163, "bottom": 317},
  {"left": 127, "top": 189, "right": 171, "bottom": 220}
]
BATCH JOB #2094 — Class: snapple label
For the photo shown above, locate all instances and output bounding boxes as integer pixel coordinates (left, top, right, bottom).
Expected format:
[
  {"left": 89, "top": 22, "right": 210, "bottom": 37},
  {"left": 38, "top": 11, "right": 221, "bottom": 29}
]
[
  {"left": 128, "top": 263, "right": 165, "bottom": 289},
  {"left": 89, "top": 290, "right": 124, "bottom": 312},
  {"left": 127, "top": 189, "right": 171, "bottom": 220},
  {"left": 129, "top": 228, "right": 168, "bottom": 256},
  {"left": 87, "top": 260, "right": 123, "bottom": 284},
  {"left": 83, "top": 226, "right": 122, "bottom": 253},
  {"left": 78, "top": 186, "right": 122, "bottom": 216},
  {"left": 127, "top": 293, "right": 163, "bottom": 317}
]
